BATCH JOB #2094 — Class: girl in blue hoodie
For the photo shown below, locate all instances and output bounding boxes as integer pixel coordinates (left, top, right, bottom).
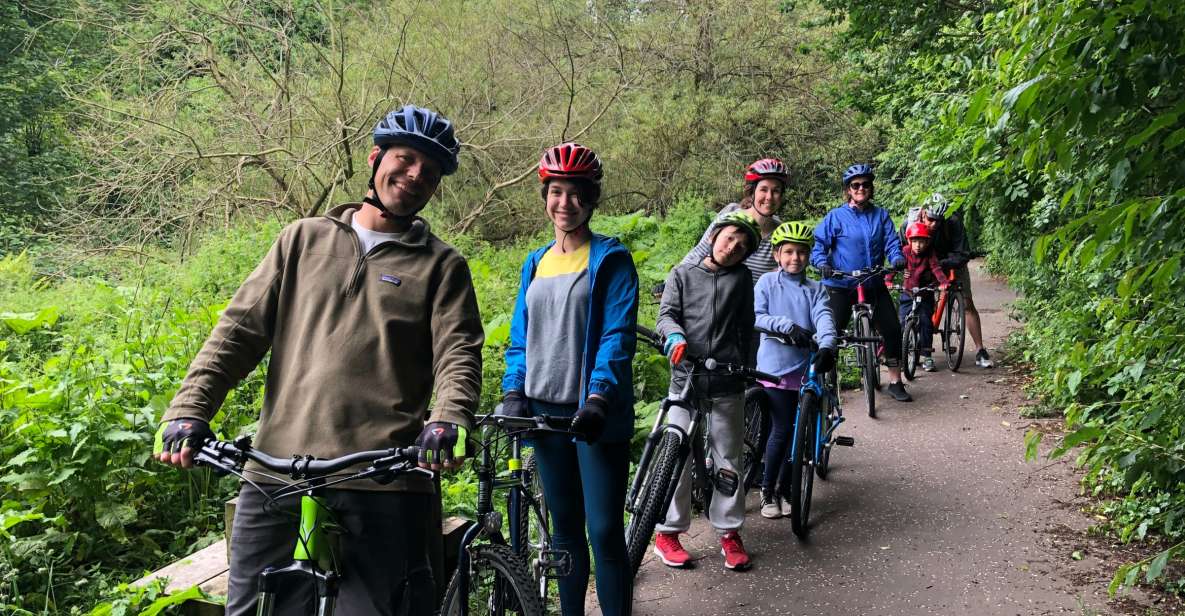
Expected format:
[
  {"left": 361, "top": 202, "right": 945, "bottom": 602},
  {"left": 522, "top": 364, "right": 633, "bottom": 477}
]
[{"left": 754, "top": 221, "right": 838, "bottom": 519}]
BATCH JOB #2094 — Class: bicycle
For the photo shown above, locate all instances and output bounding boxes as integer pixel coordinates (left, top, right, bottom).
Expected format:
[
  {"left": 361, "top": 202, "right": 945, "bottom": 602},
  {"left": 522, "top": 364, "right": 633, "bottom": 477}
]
[
  {"left": 191, "top": 435, "right": 428, "bottom": 616},
  {"left": 624, "top": 325, "right": 777, "bottom": 575},
  {"left": 441, "top": 413, "right": 576, "bottom": 616},
  {"left": 933, "top": 270, "right": 967, "bottom": 371},
  {"left": 755, "top": 327, "right": 855, "bottom": 538},
  {"left": 892, "top": 283, "right": 941, "bottom": 381},
  {"left": 829, "top": 267, "right": 888, "bottom": 418}
]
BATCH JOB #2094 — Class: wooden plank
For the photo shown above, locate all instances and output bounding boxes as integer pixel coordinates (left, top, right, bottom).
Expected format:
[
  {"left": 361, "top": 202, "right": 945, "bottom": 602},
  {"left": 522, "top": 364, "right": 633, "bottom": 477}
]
[{"left": 133, "top": 540, "right": 229, "bottom": 594}]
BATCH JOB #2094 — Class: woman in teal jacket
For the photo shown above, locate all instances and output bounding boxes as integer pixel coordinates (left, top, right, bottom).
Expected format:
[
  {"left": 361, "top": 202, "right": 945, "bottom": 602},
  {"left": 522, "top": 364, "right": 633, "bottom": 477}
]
[{"left": 500, "top": 142, "right": 639, "bottom": 616}]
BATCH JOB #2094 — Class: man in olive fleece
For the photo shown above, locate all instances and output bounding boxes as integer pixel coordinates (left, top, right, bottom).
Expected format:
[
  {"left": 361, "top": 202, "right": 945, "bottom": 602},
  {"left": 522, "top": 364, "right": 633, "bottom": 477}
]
[{"left": 153, "top": 105, "right": 484, "bottom": 615}]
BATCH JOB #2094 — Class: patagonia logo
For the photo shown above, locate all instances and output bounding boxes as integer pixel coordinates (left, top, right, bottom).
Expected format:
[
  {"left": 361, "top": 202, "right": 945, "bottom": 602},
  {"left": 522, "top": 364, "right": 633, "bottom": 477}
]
[{"left": 380, "top": 274, "right": 402, "bottom": 287}]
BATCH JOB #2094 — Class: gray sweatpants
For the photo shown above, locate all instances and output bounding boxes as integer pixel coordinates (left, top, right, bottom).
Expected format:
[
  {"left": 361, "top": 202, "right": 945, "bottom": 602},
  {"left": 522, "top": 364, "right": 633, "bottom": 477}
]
[{"left": 655, "top": 391, "right": 746, "bottom": 535}]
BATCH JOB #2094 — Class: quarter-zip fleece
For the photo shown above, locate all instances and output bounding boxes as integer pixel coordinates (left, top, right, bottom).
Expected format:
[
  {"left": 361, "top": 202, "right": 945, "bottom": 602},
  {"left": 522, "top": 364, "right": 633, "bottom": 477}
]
[{"left": 164, "top": 204, "right": 484, "bottom": 492}]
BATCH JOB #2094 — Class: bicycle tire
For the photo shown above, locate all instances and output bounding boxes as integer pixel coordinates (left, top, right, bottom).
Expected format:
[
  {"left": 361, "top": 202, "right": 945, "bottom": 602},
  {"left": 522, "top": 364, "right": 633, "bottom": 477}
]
[
  {"left": 946, "top": 291, "right": 966, "bottom": 371},
  {"left": 789, "top": 390, "right": 819, "bottom": 539},
  {"left": 519, "top": 453, "right": 551, "bottom": 603},
  {"left": 741, "top": 387, "right": 767, "bottom": 492},
  {"left": 691, "top": 428, "right": 713, "bottom": 516},
  {"left": 441, "top": 543, "right": 544, "bottom": 616},
  {"left": 902, "top": 317, "right": 919, "bottom": 381},
  {"left": 815, "top": 368, "right": 839, "bottom": 481},
  {"left": 625, "top": 431, "right": 682, "bottom": 576},
  {"left": 854, "top": 312, "right": 877, "bottom": 418}
]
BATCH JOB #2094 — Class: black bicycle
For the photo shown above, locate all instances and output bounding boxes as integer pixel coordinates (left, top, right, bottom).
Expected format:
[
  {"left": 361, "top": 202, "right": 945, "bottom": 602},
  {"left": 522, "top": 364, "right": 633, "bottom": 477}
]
[
  {"left": 893, "top": 283, "right": 941, "bottom": 381},
  {"left": 624, "top": 325, "right": 777, "bottom": 575},
  {"left": 830, "top": 267, "right": 888, "bottom": 418},
  {"left": 441, "top": 413, "right": 576, "bottom": 616},
  {"left": 192, "top": 436, "right": 427, "bottom": 616}
]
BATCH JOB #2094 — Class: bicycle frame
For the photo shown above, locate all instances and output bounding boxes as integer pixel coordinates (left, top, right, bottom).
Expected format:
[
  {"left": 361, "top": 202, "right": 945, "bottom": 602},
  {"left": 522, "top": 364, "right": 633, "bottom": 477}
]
[{"left": 451, "top": 414, "right": 572, "bottom": 616}]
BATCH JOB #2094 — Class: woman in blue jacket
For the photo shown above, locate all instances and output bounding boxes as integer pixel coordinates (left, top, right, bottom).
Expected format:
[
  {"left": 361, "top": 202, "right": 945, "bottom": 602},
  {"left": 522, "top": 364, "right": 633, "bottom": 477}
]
[
  {"left": 810, "top": 163, "right": 912, "bottom": 402},
  {"left": 500, "top": 142, "right": 639, "bottom": 616}
]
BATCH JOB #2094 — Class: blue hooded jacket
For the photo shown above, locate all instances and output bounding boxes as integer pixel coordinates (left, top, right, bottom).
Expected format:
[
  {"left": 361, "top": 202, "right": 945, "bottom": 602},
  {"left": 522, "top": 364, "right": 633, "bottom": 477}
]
[
  {"left": 502, "top": 234, "right": 639, "bottom": 442},
  {"left": 810, "top": 202, "right": 904, "bottom": 289}
]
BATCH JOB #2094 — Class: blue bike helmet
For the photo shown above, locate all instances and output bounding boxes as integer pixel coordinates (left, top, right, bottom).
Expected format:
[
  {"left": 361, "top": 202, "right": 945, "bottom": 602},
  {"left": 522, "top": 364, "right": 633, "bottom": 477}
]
[
  {"left": 842, "top": 163, "right": 875, "bottom": 186},
  {"left": 365, "top": 105, "right": 460, "bottom": 221},
  {"left": 372, "top": 105, "right": 460, "bottom": 175}
]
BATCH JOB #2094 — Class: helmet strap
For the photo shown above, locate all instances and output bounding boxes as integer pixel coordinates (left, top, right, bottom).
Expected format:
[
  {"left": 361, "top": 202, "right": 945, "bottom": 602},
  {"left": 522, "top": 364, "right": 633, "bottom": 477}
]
[{"left": 363, "top": 147, "right": 424, "bottom": 225}]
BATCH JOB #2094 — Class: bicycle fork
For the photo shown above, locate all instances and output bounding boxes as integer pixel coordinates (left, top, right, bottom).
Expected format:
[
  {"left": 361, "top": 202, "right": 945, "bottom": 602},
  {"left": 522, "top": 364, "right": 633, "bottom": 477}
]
[{"left": 256, "top": 495, "right": 340, "bottom": 616}]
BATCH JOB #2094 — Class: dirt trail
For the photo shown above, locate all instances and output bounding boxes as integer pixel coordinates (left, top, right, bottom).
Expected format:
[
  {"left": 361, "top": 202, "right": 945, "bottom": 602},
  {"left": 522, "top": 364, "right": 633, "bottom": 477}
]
[{"left": 617, "top": 262, "right": 1151, "bottom": 616}]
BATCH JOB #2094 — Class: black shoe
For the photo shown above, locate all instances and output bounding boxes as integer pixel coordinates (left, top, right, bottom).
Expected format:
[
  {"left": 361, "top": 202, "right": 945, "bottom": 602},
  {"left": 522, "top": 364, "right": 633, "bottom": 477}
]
[
  {"left": 975, "top": 348, "right": 995, "bottom": 368},
  {"left": 887, "top": 381, "right": 912, "bottom": 402}
]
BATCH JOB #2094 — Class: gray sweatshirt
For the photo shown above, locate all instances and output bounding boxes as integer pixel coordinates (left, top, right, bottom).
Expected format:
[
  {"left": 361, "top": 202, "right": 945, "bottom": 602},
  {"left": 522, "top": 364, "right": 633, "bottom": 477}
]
[{"left": 656, "top": 261, "right": 755, "bottom": 397}]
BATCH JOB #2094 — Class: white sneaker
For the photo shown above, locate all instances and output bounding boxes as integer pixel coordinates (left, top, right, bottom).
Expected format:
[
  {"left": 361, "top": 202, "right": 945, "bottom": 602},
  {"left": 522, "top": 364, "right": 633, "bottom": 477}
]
[
  {"left": 760, "top": 489, "right": 781, "bottom": 519},
  {"left": 780, "top": 497, "right": 792, "bottom": 518},
  {"left": 975, "top": 349, "right": 994, "bottom": 368}
]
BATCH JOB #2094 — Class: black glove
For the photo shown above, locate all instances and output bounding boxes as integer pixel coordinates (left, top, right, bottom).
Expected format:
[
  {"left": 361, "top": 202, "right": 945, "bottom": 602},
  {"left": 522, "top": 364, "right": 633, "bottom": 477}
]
[
  {"left": 784, "top": 324, "right": 813, "bottom": 348},
  {"left": 415, "top": 421, "right": 468, "bottom": 468},
  {"left": 813, "top": 347, "right": 836, "bottom": 374},
  {"left": 818, "top": 264, "right": 835, "bottom": 279},
  {"left": 154, "top": 418, "right": 214, "bottom": 456},
  {"left": 570, "top": 397, "right": 607, "bottom": 443},
  {"left": 891, "top": 257, "right": 906, "bottom": 271},
  {"left": 500, "top": 391, "right": 528, "bottom": 418}
]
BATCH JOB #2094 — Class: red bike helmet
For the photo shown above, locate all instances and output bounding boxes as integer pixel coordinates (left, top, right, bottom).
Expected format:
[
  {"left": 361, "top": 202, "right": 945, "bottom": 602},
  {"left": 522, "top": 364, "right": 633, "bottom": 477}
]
[
  {"left": 744, "top": 158, "right": 789, "bottom": 185},
  {"left": 905, "top": 221, "right": 931, "bottom": 240},
  {"left": 538, "top": 142, "right": 603, "bottom": 184}
]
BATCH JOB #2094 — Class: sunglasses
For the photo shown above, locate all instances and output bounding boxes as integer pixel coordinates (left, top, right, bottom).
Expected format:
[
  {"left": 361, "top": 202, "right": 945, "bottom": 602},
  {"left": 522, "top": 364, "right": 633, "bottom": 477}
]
[{"left": 848, "top": 181, "right": 873, "bottom": 190}]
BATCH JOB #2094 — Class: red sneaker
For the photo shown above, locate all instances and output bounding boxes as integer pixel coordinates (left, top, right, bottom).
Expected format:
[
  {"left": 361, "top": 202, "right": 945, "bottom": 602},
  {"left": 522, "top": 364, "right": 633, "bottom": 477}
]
[
  {"left": 653, "top": 532, "right": 692, "bottom": 568},
  {"left": 719, "top": 531, "right": 751, "bottom": 571}
]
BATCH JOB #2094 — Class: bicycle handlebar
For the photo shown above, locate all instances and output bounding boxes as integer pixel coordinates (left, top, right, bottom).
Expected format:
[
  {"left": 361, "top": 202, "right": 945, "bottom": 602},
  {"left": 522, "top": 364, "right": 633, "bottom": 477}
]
[
  {"left": 754, "top": 326, "right": 820, "bottom": 352},
  {"left": 636, "top": 325, "right": 778, "bottom": 383},
  {"left": 477, "top": 413, "right": 575, "bottom": 434},
  {"left": 194, "top": 437, "right": 421, "bottom": 479}
]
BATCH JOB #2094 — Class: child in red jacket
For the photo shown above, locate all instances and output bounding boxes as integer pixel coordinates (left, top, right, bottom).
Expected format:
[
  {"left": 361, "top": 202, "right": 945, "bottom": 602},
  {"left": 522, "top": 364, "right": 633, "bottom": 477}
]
[{"left": 886, "top": 222, "right": 950, "bottom": 371}]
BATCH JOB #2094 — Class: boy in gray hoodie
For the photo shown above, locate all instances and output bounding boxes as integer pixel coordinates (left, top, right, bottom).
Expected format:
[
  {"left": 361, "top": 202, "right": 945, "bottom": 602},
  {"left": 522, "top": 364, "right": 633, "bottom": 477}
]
[{"left": 653, "top": 210, "right": 759, "bottom": 572}]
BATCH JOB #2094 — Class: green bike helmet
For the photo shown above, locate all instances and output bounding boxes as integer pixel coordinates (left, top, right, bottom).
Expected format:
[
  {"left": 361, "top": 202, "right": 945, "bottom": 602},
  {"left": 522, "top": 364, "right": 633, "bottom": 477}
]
[
  {"left": 710, "top": 210, "right": 761, "bottom": 259},
  {"left": 770, "top": 220, "right": 814, "bottom": 247}
]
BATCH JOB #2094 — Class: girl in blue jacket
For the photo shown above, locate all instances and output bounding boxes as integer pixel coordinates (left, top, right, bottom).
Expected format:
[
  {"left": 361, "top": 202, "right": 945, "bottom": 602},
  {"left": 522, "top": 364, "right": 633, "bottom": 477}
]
[
  {"left": 755, "top": 221, "right": 837, "bottom": 518},
  {"left": 500, "top": 142, "right": 639, "bottom": 616}
]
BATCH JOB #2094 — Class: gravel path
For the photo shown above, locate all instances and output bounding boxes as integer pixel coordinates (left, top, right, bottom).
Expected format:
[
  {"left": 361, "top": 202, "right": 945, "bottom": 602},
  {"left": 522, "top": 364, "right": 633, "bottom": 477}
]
[{"left": 615, "top": 261, "right": 1133, "bottom": 615}]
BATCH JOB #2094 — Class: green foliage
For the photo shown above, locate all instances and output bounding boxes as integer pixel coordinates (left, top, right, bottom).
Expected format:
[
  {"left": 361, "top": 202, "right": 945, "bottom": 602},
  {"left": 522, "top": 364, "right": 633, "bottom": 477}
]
[{"left": 826, "top": 0, "right": 1185, "bottom": 594}]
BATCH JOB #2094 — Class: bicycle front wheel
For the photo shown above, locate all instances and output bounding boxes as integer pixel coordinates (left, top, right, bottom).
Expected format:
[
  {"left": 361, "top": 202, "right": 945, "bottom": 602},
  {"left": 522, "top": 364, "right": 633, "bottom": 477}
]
[
  {"left": 944, "top": 291, "right": 967, "bottom": 371},
  {"left": 741, "top": 387, "right": 767, "bottom": 492},
  {"left": 902, "top": 317, "right": 919, "bottom": 381},
  {"left": 788, "top": 390, "right": 819, "bottom": 539},
  {"left": 854, "top": 312, "right": 877, "bottom": 418},
  {"left": 441, "top": 544, "right": 544, "bottom": 616},
  {"left": 625, "top": 431, "right": 682, "bottom": 576}
]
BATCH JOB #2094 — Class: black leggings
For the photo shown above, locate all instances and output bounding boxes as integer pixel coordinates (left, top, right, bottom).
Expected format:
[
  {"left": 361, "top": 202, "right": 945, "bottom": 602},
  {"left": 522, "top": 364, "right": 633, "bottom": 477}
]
[
  {"left": 826, "top": 283, "right": 903, "bottom": 368},
  {"left": 761, "top": 387, "right": 799, "bottom": 492}
]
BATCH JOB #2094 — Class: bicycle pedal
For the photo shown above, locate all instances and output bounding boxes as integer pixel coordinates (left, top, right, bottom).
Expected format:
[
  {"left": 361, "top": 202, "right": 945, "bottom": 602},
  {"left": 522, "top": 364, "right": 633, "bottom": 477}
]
[
  {"left": 536, "top": 549, "right": 573, "bottom": 578},
  {"left": 834, "top": 435, "right": 855, "bottom": 447}
]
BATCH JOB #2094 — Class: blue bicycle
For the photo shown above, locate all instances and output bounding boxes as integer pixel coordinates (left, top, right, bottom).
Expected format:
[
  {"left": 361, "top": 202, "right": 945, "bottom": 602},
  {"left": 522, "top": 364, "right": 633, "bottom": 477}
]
[{"left": 756, "top": 327, "right": 855, "bottom": 539}]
